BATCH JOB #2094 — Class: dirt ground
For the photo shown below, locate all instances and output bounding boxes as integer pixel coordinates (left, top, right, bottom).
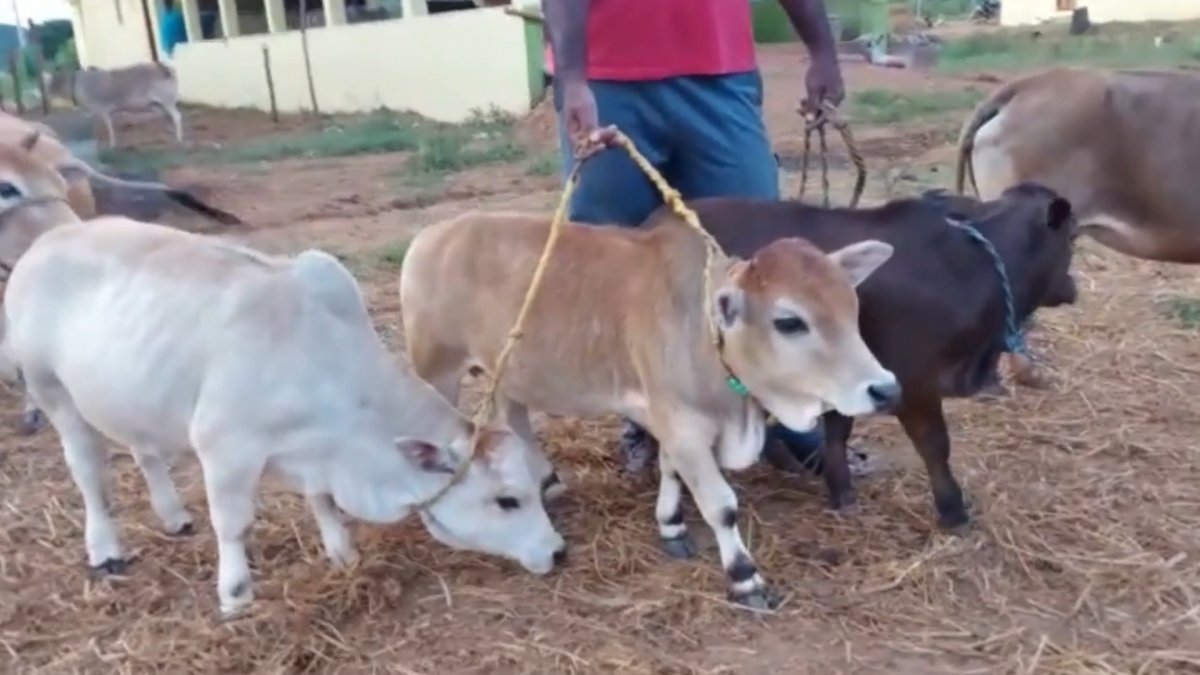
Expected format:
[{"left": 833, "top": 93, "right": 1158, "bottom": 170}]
[{"left": 2, "top": 42, "right": 1200, "bottom": 675}]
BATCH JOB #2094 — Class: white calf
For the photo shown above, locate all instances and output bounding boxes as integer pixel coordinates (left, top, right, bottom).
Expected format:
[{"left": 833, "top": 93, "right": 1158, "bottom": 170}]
[{"left": 2, "top": 217, "right": 565, "bottom": 616}]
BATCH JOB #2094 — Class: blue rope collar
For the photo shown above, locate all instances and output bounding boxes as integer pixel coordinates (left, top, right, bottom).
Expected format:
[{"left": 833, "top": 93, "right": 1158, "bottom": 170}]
[{"left": 945, "top": 217, "right": 1029, "bottom": 356}]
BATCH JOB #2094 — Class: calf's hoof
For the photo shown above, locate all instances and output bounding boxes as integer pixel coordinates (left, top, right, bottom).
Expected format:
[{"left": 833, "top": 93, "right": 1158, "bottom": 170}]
[
  {"left": 219, "top": 581, "right": 254, "bottom": 618},
  {"left": 729, "top": 585, "right": 782, "bottom": 611},
  {"left": 826, "top": 491, "right": 859, "bottom": 515},
  {"left": 1008, "top": 353, "right": 1052, "bottom": 390},
  {"left": 18, "top": 409, "right": 47, "bottom": 436},
  {"left": 936, "top": 509, "right": 971, "bottom": 534},
  {"left": 660, "top": 534, "right": 697, "bottom": 560},
  {"left": 92, "top": 557, "right": 131, "bottom": 576},
  {"left": 169, "top": 522, "right": 197, "bottom": 537},
  {"left": 828, "top": 501, "right": 860, "bottom": 518}
]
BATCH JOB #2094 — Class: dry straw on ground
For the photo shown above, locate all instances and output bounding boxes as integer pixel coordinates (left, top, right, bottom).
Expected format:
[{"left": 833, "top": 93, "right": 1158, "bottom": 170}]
[{"left": 1, "top": 236, "right": 1198, "bottom": 674}]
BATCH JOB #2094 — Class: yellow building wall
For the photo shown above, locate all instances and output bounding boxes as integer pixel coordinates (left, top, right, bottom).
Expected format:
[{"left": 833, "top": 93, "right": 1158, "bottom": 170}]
[
  {"left": 170, "top": 8, "right": 535, "bottom": 122},
  {"left": 68, "top": 0, "right": 158, "bottom": 69},
  {"left": 1002, "top": 0, "right": 1200, "bottom": 26}
]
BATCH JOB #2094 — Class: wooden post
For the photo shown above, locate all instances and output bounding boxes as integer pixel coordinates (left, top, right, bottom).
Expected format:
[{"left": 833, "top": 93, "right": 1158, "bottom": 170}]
[
  {"left": 298, "top": 0, "right": 320, "bottom": 115},
  {"left": 9, "top": 50, "right": 24, "bottom": 115},
  {"left": 262, "top": 44, "right": 279, "bottom": 124},
  {"left": 34, "top": 49, "right": 49, "bottom": 115}
]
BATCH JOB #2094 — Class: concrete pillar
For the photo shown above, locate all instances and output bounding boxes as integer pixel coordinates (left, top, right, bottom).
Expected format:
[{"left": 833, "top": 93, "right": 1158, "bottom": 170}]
[
  {"left": 264, "top": 0, "right": 288, "bottom": 32},
  {"left": 400, "top": 0, "right": 428, "bottom": 18},
  {"left": 67, "top": 0, "right": 91, "bottom": 67},
  {"left": 145, "top": 0, "right": 165, "bottom": 60},
  {"left": 217, "top": 0, "right": 241, "bottom": 37},
  {"left": 326, "top": 0, "right": 348, "bottom": 25},
  {"left": 180, "top": 0, "right": 204, "bottom": 41}
]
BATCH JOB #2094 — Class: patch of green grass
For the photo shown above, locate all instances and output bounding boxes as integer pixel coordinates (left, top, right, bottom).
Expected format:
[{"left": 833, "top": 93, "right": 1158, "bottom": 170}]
[
  {"left": 321, "top": 247, "right": 370, "bottom": 276},
  {"left": 369, "top": 240, "right": 411, "bottom": 271},
  {"left": 100, "top": 107, "right": 528, "bottom": 177},
  {"left": 1158, "top": 296, "right": 1200, "bottom": 329},
  {"left": 525, "top": 151, "right": 560, "bottom": 177},
  {"left": 321, "top": 241, "right": 411, "bottom": 275},
  {"left": 937, "top": 22, "right": 1200, "bottom": 73},
  {"left": 907, "top": 0, "right": 974, "bottom": 20},
  {"left": 849, "top": 88, "right": 986, "bottom": 124}
]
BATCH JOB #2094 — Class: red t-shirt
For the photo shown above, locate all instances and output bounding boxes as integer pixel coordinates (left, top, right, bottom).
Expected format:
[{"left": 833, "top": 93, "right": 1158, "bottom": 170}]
[{"left": 543, "top": 0, "right": 758, "bottom": 80}]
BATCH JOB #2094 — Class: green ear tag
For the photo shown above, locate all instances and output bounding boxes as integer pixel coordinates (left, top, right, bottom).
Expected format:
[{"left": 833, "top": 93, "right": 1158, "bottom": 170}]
[{"left": 727, "top": 376, "right": 749, "bottom": 397}]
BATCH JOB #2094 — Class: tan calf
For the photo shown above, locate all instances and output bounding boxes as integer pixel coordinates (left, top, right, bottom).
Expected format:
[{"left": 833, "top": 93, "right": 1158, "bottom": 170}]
[
  {"left": 956, "top": 66, "right": 1200, "bottom": 263},
  {"left": 400, "top": 212, "right": 900, "bottom": 608},
  {"left": 47, "top": 63, "right": 183, "bottom": 148}
]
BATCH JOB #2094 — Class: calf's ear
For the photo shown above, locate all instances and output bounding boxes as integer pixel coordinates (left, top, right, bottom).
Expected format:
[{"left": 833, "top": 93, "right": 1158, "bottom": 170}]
[
  {"left": 1046, "top": 196, "right": 1073, "bottom": 231},
  {"left": 828, "top": 240, "right": 894, "bottom": 288},
  {"left": 395, "top": 437, "right": 456, "bottom": 474},
  {"left": 19, "top": 131, "right": 39, "bottom": 152},
  {"left": 713, "top": 260, "right": 750, "bottom": 330}
]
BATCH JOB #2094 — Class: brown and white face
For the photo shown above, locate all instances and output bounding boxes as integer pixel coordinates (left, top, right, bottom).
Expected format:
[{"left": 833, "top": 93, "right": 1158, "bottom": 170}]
[{"left": 713, "top": 237, "right": 901, "bottom": 431}]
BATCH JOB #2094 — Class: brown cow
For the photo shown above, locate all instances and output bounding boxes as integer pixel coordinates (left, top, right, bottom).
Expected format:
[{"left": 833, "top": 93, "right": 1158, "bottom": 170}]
[
  {"left": 955, "top": 66, "right": 1200, "bottom": 263},
  {"left": 638, "top": 183, "right": 1079, "bottom": 531},
  {"left": 399, "top": 212, "right": 901, "bottom": 608}
]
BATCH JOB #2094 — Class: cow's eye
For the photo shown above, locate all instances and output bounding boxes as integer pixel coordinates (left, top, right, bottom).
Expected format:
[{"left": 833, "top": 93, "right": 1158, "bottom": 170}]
[
  {"left": 0, "top": 182, "right": 21, "bottom": 199},
  {"left": 495, "top": 496, "right": 520, "bottom": 511},
  {"left": 773, "top": 316, "right": 810, "bottom": 335}
]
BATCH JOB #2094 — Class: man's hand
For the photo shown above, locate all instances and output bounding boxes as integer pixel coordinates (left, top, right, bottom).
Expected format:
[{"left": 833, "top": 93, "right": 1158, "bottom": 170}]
[
  {"left": 560, "top": 79, "right": 601, "bottom": 141},
  {"left": 560, "top": 79, "right": 618, "bottom": 152},
  {"left": 803, "top": 54, "right": 845, "bottom": 114}
]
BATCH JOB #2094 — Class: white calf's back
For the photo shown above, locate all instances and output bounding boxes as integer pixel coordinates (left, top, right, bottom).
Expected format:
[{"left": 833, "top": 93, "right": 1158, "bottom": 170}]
[{"left": 5, "top": 218, "right": 433, "bottom": 458}]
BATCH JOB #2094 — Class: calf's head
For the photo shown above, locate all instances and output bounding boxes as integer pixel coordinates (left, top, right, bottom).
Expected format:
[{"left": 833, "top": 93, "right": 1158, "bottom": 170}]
[
  {"left": 402, "top": 424, "right": 566, "bottom": 575},
  {"left": 0, "top": 134, "right": 84, "bottom": 275},
  {"left": 923, "top": 184, "right": 1078, "bottom": 310},
  {"left": 992, "top": 183, "right": 1078, "bottom": 310},
  {"left": 714, "top": 237, "right": 900, "bottom": 431}
]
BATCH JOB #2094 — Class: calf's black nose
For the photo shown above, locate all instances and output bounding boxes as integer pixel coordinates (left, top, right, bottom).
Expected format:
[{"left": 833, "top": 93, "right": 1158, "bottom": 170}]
[
  {"left": 868, "top": 381, "right": 902, "bottom": 411},
  {"left": 553, "top": 546, "right": 568, "bottom": 567}
]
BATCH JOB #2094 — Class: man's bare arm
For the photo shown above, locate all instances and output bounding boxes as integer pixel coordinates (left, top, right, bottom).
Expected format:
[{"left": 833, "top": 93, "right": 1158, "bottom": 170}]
[
  {"left": 776, "top": 0, "right": 839, "bottom": 62},
  {"left": 542, "top": 0, "right": 591, "bottom": 84}
]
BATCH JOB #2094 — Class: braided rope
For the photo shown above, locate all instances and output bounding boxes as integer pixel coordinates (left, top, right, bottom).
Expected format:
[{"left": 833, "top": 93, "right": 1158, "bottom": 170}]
[
  {"left": 945, "top": 219, "right": 1029, "bottom": 357},
  {"left": 797, "top": 101, "right": 866, "bottom": 209}
]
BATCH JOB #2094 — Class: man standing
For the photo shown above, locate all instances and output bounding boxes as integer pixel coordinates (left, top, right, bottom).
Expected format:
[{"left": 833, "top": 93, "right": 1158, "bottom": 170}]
[{"left": 543, "top": 0, "right": 869, "bottom": 476}]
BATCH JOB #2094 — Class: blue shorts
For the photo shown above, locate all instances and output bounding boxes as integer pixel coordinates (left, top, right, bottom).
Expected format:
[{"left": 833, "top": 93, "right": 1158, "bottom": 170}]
[
  {"left": 553, "top": 71, "right": 825, "bottom": 458},
  {"left": 555, "top": 71, "right": 780, "bottom": 225}
]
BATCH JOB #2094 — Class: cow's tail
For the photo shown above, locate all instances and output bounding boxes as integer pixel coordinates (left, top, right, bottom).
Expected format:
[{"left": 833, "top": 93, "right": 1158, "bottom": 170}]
[
  {"left": 954, "top": 77, "right": 1027, "bottom": 197},
  {"left": 62, "top": 159, "right": 244, "bottom": 226}
]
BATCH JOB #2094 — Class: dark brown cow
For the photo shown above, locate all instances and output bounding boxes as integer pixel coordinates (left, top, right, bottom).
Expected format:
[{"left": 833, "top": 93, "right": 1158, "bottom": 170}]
[{"left": 642, "top": 183, "right": 1078, "bottom": 529}]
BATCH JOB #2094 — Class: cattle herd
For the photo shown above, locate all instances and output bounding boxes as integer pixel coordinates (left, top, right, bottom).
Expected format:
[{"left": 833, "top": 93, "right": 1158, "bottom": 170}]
[{"left": 0, "top": 63, "right": 1194, "bottom": 617}]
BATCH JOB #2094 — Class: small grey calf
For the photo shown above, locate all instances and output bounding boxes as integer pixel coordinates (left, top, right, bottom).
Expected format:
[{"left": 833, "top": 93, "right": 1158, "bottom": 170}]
[{"left": 46, "top": 63, "right": 184, "bottom": 148}]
